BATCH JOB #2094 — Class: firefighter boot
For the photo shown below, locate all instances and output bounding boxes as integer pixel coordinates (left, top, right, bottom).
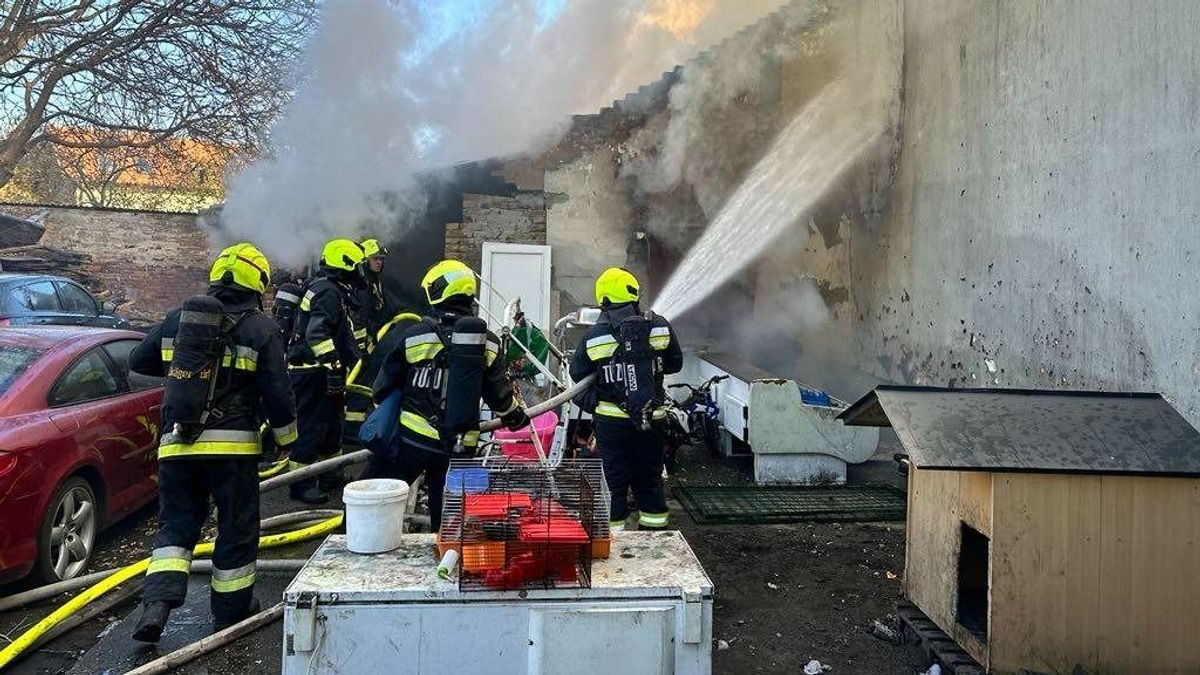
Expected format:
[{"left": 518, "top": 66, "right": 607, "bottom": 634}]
[
  {"left": 132, "top": 601, "right": 173, "bottom": 643},
  {"left": 214, "top": 597, "right": 261, "bottom": 633},
  {"left": 317, "top": 469, "right": 347, "bottom": 493},
  {"left": 290, "top": 479, "right": 330, "bottom": 505}
]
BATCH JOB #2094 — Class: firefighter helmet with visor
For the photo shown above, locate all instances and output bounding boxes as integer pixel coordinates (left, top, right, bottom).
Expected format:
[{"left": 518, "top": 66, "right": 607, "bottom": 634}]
[
  {"left": 209, "top": 243, "right": 271, "bottom": 295},
  {"left": 421, "top": 259, "right": 477, "bottom": 306},
  {"left": 595, "top": 267, "right": 640, "bottom": 307},
  {"left": 321, "top": 238, "right": 366, "bottom": 272}
]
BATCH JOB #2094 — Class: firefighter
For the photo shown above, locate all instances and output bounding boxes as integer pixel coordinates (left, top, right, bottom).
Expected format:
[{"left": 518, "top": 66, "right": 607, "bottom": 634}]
[
  {"left": 354, "top": 237, "right": 389, "bottom": 352},
  {"left": 343, "top": 308, "right": 421, "bottom": 438},
  {"left": 569, "top": 267, "right": 682, "bottom": 532},
  {"left": 128, "top": 243, "right": 297, "bottom": 642},
  {"left": 369, "top": 259, "right": 529, "bottom": 528},
  {"left": 344, "top": 238, "right": 392, "bottom": 439},
  {"left": 286, "top": 238, "right": 366, "bottom": 504}
]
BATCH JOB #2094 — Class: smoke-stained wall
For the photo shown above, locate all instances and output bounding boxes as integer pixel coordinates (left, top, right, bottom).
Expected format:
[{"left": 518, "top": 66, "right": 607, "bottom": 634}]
[
  {"left": 534, "top": 0, "right": 1200, "bottom": 425},
  {"left": 849, "top": 0, "right": 1200, "bottom": 421}
]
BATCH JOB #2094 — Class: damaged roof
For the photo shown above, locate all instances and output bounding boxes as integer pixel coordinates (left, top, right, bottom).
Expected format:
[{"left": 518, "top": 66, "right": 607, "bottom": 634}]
[{"left": 839, "top": 386, "right": 1200, "bottom": 476}]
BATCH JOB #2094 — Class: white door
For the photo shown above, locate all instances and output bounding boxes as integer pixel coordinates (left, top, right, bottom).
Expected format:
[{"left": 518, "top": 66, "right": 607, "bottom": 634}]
[{"left": 479, "top": 243, "right": 552, "bottom": 331}]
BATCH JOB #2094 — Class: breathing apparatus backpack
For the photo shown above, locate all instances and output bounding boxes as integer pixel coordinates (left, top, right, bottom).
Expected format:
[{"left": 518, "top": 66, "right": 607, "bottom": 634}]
[
  {"left": 272, "top": 281, "right": 303, "bottom": 343},
  {"left": 164, "top": 296, "right": 239, "bottom": 443},
  {"left": 440, "top": 316, "right": 489, "bottom": 454},
  {"left": 611, "top": 312, "right": 659, "bottom": 430}
]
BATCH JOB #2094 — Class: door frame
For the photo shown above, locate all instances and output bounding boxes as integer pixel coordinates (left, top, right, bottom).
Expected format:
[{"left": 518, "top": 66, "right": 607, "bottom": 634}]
[{"left": 479, "top": 242, "right": 553, "bottom": 331}]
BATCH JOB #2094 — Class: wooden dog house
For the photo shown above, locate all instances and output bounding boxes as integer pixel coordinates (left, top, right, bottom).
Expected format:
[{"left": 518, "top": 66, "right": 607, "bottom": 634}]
[{"left": 840, "top": 387, "right": 1200, "bottom": 674}]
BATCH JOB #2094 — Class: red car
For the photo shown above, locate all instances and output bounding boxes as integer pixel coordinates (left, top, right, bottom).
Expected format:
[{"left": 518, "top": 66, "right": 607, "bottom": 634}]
[{"left": 0, "top": 327, "right": 162, "bottom": 584}]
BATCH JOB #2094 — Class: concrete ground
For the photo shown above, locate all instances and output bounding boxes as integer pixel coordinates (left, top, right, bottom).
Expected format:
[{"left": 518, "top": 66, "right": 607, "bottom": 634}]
[{"left": 2, "top": 448, "right": 924, "bottom": 675}]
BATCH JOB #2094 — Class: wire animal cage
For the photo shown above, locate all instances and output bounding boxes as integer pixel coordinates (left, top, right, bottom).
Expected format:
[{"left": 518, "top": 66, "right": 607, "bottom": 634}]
[{"left": 439, "top": 457, "right": 610, "bottom": 591}]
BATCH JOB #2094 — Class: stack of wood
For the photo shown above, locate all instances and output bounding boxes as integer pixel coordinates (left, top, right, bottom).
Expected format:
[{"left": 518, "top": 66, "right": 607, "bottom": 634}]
[{"left": 0, "top": 245, "right": 102, "bottom": 289}]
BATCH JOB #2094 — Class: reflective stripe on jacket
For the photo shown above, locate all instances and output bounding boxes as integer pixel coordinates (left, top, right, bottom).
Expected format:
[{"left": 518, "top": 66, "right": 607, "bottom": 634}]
[
  {"left": 375, "top": 316, "right": 516, "bottom": 449},
  {"left": 130, "top": 288, "right": 298, "bottom": 459},
  {"left": 568, "top": 304, "right": 683, "bottom": 419}
]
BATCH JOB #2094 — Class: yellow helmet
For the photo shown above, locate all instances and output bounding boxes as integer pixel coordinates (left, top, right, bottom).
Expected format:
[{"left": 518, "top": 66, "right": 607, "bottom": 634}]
[
  {"left": 209, "top": 243, "right": 271, "bottom": 294},
  {"left": 421, "top": 259, "right": 477, "bottom": 305},
  {"left": 361, "top": 238, "right": 388, "bottom": 258},
  {"left": 321, "top": 238, "right": 366, "bottom": 272},
  {"left": 595, "top": 267, "right": 640, "bottom": 306}
]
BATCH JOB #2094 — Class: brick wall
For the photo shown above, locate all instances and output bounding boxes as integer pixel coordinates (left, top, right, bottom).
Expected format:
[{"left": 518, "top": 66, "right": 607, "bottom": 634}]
[
  {"left": 0, "top": 204, "right": 212, "bottom": 323},
  {"left": 443, "top": 192, "right": 546, "bottom": 271}
]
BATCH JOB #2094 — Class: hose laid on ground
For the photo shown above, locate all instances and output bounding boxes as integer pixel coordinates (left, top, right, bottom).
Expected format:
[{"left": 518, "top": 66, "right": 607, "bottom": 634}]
[
  {"left": 260, "top": 510, "right": 344, "bottom": 532},
  {"left": 31, "top": 582, "right": 142, "bottom": 652},
  {"left": 0, "top": 375, "right": 596, "bottom": 667},
  {"left": 0, "top": 509, "right": 340, "bottom": 613},
  {"left": 123, "top": 603, "right": 285, "bottom": 675},
  {"left": 0, "top": 559, "right": 310, "bottom": 614},
  {"left": 0, "top": 515, "right": 343, "bottom": 669},
  {"left": 479, "top": 374, "right": 594, "bottom": 433},
  {"left": 257, "top": 457, "right": 288, "bottom": 479}
]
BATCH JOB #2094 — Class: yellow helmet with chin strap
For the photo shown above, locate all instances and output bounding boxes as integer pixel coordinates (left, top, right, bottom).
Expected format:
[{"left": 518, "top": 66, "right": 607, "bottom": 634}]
[
  {"left": 209, "top": 243, "right": 271, "bottom": 295},
  {"left": 421, "top": 259, "right": 477, "bottom": 306},
  {"left": 321, "top": 238, "right": 366, "bottom": 272},
  {"left": 595, "top": 267, "right": 640, "bottom": 306}
]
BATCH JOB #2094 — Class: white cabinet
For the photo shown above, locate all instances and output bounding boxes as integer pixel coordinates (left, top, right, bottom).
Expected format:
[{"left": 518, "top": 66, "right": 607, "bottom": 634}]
[{"left": 283, "top": 533, "right": 713, "bottom": 675}]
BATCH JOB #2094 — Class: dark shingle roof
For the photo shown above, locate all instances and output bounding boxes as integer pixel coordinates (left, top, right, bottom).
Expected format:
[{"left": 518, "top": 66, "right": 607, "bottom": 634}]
[{"left": 839, "top": 386, "right": 1200, "bottom": 476}]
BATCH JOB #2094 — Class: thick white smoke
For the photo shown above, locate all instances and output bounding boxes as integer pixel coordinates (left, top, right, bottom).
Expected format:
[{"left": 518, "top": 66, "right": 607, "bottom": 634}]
[{"left": 220, "top": 0, "right": 790, "bottom": 266}]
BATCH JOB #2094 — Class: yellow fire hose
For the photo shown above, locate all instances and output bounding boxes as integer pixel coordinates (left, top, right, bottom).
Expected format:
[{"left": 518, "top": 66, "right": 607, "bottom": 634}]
[
  {"left": 257, "top": 457, "right": 289, "bottom": 479},
  {"left": 0, "top": 514, "right": 343, "bottom": 669},
  {"left": 0, "top": 367, "right": 597, "bottom": 668}
]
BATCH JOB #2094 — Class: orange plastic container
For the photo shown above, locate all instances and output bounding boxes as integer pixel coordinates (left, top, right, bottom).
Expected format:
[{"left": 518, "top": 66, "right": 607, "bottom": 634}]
[{"left": 460, "top": 541, "right": 507, "bottom": 572}]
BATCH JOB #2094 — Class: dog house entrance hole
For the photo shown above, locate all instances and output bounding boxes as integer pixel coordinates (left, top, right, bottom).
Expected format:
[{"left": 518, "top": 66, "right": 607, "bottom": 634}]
[{"left": 956, "top": 522, "right": 989, "bottom": 642}]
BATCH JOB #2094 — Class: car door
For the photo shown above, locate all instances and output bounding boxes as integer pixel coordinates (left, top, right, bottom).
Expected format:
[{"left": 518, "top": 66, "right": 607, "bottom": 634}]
[
  {"left": 22, "top": 280, "right": 74, "bottom": 326},
  {"left": 55, "top": 281, "right": 106, "bottom": 327},
  {"left": 47, "top": 345, "right": 149, "bottom": 518},
  {"left": 101, "top": 339, "right": 163, "bottom": 509}
]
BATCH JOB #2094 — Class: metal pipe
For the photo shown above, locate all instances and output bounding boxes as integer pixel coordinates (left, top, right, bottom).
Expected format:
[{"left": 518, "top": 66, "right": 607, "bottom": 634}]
[{"left": 476, "top": 298, "right": 564, "bottom": 388}]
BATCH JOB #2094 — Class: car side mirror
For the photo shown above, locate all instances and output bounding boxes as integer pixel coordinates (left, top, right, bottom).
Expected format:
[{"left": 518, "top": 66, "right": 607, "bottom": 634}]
[{"left": 101, "top": 301, "right": 117, "bottom": 314}]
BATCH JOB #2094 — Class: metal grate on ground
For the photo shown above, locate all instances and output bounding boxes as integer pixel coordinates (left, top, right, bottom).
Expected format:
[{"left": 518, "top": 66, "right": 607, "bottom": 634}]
[{"left": 675, "top": 484, "right": 907, "bottom": 525}]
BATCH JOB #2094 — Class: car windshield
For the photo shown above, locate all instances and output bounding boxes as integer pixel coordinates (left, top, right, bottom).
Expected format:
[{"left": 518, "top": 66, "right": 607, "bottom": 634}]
[{"left": 0, "top": 346, "right": 43, "bottom": 396}]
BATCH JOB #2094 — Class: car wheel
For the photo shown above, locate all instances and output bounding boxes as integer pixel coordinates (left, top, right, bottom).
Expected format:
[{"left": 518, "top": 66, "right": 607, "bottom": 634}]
[{"left": 34, "top": 477, "right": 99, "bottom": 583}]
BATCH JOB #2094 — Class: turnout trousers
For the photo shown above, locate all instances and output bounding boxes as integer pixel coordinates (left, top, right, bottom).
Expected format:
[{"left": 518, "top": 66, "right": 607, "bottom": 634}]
[
  {"left": 143, "top": 457, "right": 260, "bottom": 624},
  {"left": 288, "top": 368, "right": 346, "bottom": 488},
  {"left": 594, "top": 418, "right": 669, "bottom": 530},
  {"left": 361, "top": 440, "right": 450, "bottom": 529}
]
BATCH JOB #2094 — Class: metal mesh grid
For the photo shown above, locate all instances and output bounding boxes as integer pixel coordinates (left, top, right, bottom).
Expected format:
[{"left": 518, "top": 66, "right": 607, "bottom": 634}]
[
  {"left": 440, "top": 457, "right": 609, "bottom": 591},
  {"left": 675, "top": 484, "right": 907, "bottom": 525}
]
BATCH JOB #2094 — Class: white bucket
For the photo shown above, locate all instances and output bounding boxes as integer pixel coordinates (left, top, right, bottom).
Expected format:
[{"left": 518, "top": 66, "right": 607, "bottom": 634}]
[{"left": 342, "top": 479, "right": 409, "bottom": 554}]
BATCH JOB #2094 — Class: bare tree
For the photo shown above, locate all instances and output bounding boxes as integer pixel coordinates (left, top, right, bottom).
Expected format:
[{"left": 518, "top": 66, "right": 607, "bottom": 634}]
[{"left": 0, "top": 1, "right": 316, "bottom": 189}]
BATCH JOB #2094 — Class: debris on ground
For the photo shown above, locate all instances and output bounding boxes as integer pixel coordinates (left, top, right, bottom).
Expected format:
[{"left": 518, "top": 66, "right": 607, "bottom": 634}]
[
  {"left": 869, "top": 618, "right": 900, "bottom": 643},
  {"left": 716, "top": 639, "right": 730, "bottom": 651},
  {"left": 803, "top": 659, "right": 832, "bottom": 674}
]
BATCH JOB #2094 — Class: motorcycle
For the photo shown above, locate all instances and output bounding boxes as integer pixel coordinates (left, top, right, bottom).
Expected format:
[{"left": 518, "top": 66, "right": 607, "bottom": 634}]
[{"left": 662, "top": 374, "right": 728, "bottom": 475}]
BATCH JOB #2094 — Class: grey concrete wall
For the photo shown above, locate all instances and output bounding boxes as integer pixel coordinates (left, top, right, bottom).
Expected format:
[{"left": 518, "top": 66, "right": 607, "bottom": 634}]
[
  {"left": 544, "top": 148, "right": 638, "bottom": 321},
  {"left": 537, "top": 0, "right": 1200, "bottom": 427},
  {"left": 847, "top": 0, "right": 1200, "bottom": 420}
]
